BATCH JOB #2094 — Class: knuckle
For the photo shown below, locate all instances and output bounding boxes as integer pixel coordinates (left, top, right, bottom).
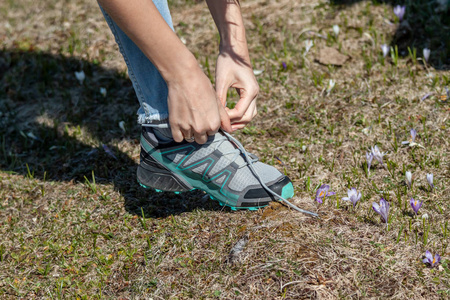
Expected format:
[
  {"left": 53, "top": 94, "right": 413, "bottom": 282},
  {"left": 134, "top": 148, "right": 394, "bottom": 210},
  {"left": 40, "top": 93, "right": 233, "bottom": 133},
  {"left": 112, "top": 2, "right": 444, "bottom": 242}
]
[
  {"left": 180, "top": 124, "right": 192, "bottom": 132},
  {"left": 236, "top": 111, "right": 246, "bottom": 118},
  {"left": 193, "top": 127, "right": 206, "bottom": 136},
  {"left": 250, "top": 84, "right": 259, "bottom": 97},
  {"left": 210, "top": 121, "right": 221, "bottom": 132}
]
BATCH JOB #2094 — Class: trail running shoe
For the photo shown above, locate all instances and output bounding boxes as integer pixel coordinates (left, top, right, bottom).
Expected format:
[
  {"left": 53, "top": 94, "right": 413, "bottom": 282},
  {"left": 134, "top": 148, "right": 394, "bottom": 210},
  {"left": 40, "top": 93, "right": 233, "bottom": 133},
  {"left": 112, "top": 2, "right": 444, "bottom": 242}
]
[{"left": 137, "top": 126, "right": 295, "bottom": 210}]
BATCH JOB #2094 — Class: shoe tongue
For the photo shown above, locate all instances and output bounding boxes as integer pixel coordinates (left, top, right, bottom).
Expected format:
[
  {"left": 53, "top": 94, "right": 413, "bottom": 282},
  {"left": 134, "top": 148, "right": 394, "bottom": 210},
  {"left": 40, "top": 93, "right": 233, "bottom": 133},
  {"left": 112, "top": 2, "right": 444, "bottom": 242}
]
[{"left": 213, "top": 131, "right": 247, "bottom": 166}]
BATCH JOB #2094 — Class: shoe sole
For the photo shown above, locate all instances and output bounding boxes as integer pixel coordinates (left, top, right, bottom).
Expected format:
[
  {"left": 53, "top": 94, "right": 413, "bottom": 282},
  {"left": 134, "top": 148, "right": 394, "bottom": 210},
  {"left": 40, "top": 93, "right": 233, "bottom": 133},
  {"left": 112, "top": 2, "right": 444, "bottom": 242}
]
[
  {"left": 138, "top": 179, "right": 263, "bottom": 211},
  {"left": 137, "top": 161, "right": 268, "bottom": 210},
  {"left": 137, "top": 144, "right": 295, "bottom": 210},
  {"left": 137, "top": 171, "right": 295, "bottom": 211}
]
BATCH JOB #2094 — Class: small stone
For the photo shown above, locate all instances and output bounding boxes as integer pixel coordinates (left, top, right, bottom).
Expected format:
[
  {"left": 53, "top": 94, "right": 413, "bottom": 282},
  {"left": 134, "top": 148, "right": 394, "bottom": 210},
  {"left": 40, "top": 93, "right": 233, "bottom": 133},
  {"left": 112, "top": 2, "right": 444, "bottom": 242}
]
[{"left": 317, "top": 47, "right": 350, "bottom": 66}]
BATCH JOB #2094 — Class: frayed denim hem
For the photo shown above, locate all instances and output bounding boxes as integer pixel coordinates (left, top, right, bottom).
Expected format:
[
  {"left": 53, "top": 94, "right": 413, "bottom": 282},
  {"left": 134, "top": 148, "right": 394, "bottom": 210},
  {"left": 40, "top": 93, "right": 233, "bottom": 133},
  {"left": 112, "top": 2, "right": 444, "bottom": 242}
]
[
  {"left": 137, "top": 102, "right": 169, "bottom": 124},
  {"left": 137, "top": 114, "right": 169, "bottom": 125}
]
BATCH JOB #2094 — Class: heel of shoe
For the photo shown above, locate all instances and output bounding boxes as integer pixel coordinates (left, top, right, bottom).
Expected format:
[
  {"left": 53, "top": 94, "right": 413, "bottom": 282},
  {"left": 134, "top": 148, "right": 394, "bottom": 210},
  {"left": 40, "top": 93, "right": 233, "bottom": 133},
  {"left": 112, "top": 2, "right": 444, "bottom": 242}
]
[{"left": 137, "top": 163, "right": 192, "bottom": 192}]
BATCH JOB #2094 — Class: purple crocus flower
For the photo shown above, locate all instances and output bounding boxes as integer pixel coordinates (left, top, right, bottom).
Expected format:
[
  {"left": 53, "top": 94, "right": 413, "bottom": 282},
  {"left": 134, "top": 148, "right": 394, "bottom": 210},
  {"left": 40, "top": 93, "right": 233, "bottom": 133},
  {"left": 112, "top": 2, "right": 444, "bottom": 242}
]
[
  {"left": 410, "top": 197, "right": 423, "bottom": 214},
  {"left": 420, "top": 93, "right": 432, "bottom": 102},
  {"left": 102, "top": 144, "right": 118, "bottom": 160},
  {"left": 372, "top": 198, "right": 389, "bottom": 224},
  {"left": 426, "top": 173, "right": 434, "bottom": 190},
  {"left": 423, "top": 250, "right": 441, "bottom": 267},
  {"left": 402, "top": 129, "right": 416, "bottom": 145},
  {"left": 393, "top": 5, "right": 406, "bottom": 21},
  {"left": 381, "top": 44, "right": 389, "bottom": 58},
  {"left": 342, "top": 188, "right": 361, "bottom": 208},
  {"left": 366, "top": 151, "right": 373, "bottom": 172},
  {"left": 315, "top": 184, "right": 336, "bottom": 204},
  {"left": 371, "top": 145, "right": 387, "bottom": 166},
  {"left": 282, "top": 61, "right": 287, "bottom": 70}
]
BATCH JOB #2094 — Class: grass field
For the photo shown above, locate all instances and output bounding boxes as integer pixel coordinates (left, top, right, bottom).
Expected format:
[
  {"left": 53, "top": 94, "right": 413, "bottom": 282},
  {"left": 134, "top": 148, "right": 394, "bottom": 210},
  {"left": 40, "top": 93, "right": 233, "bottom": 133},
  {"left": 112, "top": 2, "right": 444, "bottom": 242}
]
[{"left": 1, "top": 0, "right": 449, "bottom": 298}]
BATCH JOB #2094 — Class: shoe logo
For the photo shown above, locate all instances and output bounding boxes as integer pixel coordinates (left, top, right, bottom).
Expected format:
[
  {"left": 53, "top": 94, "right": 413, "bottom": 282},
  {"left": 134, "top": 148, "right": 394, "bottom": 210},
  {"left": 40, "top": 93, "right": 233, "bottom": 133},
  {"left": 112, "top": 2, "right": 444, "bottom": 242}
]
[
  {"left": 162, "top": 145, "right": 231, "bottom": 183},
  {"left": 161, "top": 145, "right": 237, "bottom": 200},
  {"left": 141, "top": 138, "right": 238, "bottom": 201}
]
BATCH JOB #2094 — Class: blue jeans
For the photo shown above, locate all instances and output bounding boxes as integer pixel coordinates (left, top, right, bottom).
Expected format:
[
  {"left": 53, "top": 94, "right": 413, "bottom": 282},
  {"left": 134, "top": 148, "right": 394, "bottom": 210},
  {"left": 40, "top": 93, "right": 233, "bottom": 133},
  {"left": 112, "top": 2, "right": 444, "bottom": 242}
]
[{"left": 99, "top": 1, "right": 173, "bottom": 124}]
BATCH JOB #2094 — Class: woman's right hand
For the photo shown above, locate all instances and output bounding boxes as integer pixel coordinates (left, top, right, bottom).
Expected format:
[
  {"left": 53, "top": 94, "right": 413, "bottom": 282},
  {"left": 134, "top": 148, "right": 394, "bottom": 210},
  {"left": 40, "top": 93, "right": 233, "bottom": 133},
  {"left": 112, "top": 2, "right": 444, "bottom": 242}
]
[{"left": 166, "top": 65, "right": 232, "bottom": 144}]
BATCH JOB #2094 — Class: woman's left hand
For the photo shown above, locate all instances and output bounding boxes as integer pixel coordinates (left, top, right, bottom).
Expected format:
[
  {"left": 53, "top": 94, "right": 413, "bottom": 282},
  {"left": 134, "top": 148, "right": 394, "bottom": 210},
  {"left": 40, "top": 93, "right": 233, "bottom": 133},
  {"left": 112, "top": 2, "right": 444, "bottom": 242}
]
[{"left": 215, "top": 48, "right": 259, "bottom": 132}]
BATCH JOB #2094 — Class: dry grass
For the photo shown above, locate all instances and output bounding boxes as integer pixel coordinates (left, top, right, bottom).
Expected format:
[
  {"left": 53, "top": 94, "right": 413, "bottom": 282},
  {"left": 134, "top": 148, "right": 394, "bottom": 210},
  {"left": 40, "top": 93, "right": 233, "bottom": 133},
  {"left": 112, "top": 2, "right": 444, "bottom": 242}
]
[{"left": 0, "top": 0, "right": 449, "bottom": 299}]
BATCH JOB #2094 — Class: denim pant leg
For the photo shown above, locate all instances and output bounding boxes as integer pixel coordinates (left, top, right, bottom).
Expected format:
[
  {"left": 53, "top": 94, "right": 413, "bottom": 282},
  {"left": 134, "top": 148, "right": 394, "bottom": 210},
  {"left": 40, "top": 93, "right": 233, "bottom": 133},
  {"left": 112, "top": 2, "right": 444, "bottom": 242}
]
[{"left": 98, "top": 1, "right": 174, "bottom": 124}]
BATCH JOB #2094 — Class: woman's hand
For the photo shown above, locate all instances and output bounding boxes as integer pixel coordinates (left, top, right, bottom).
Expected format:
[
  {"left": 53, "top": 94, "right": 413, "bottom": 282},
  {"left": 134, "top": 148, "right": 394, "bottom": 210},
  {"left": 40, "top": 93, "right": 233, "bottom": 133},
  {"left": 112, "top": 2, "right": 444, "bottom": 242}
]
[
  {"left": 206, "top": 0, "right": 259, "bottom": 131},
  {"left": 167, "top": 64, "right": 232, "bottom": 144},
  {"left": 215, "top": 48, "right": 259, "bottom": 131}
]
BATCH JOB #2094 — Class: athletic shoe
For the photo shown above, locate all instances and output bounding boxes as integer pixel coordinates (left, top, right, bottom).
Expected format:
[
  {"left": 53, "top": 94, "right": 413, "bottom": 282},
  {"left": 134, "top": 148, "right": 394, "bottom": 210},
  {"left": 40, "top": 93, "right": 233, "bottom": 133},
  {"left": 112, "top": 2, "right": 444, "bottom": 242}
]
[{"left": 137, "top": 126, "right": 294, "bottom": 210}]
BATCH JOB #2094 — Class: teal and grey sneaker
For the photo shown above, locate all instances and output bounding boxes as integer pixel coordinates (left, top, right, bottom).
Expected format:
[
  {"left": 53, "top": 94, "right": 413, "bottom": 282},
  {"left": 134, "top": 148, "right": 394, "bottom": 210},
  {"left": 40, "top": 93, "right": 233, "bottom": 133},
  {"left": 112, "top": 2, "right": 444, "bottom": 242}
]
[{"left": 137, "top": 125, "right": 318, "bottom": 216}]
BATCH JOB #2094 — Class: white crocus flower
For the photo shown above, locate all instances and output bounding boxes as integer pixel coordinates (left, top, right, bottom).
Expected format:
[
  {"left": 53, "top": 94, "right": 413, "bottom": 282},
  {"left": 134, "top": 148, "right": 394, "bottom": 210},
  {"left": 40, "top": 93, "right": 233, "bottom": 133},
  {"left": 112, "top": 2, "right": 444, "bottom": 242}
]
[
  {"left": 371, "top": 145, "right": 387, "bottom": 166},
  {"left": 304, "top": 39, "right": 314, "bottom": 55},
  {"left": 119, "top": 121, "right": 126, "bottom": 133},
  {"left": 405, "top": 171, "right": 412, "bottom": 189},
  {"left": 27, "top": 132, "right": 40, "bottom": 141},
  {"left": 381, "top": 44, "right": 389, "bottom": 57},
  {"left": 342, "top": 188, "right": 362, "bottom": 208},
  {"left": 423, "top": 48, "right": 431, "bottom": 62},
  {"left": 326, "top": 79, "right": 335, "bottom": 94},
  {"left": 100, "top": 87, "right": 107, "bottom": 97},
  {"left": 332, "top": 25, "right": 340, "bottom": 36},
  {"left": 426, "top": 173, "right": 434, "bottom": 190},
  {"left": 75, "top": 71, "right": 85, "bottom": 84}
]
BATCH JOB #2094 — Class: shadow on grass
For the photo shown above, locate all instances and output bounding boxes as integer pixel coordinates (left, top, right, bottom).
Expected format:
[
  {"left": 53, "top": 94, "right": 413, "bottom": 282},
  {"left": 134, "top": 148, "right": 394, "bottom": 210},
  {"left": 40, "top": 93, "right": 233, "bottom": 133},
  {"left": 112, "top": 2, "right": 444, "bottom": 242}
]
[
  {"left": 0, "top": 49, "right": 223, "bottom": 218},
  {"left": 331, "top": 0, "right": 450, "bottom": 69}
]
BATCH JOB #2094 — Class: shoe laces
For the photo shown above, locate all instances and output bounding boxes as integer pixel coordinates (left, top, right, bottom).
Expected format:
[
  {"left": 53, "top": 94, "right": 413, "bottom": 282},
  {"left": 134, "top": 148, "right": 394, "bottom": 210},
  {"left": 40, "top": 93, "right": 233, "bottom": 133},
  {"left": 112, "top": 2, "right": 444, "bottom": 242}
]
[
  {"left": 212, "top": 134, "right": 258, "bottom": 167},
  {"left": 143, "top": 123, "right": 318, "bottom": 217},
  {"left": 222, "top": 132, "right": 318, "bottom": 217}
]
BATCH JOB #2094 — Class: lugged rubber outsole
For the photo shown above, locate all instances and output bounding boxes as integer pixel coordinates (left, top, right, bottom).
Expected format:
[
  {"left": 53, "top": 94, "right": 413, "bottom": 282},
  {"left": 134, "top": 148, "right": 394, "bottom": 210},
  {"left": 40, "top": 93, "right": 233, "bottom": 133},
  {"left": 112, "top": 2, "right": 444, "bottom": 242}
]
[{"left": 138, "top": 179, "right": 270, "bottom": 211}]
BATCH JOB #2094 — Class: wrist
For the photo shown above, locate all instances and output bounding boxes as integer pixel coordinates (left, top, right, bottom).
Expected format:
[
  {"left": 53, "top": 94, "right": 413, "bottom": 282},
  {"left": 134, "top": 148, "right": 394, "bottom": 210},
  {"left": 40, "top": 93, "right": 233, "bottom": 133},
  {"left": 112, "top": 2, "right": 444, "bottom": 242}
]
[
  {"left": 218, "top": 25, "right": 249, "bottom": 53},
  {"left": 159, "top": 51, "right": 200, "bottom": 84},
  {"left": 219, "top": 42, "right": 252, "bottom": 68}
]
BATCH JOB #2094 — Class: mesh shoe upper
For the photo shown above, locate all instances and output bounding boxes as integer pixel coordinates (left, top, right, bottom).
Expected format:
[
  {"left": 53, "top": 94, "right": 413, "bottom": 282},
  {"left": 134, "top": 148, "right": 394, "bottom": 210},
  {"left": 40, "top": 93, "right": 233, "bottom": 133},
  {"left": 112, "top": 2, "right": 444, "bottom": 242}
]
[{"left": 138, "top": 126, "right": 293, "bottom": 208}]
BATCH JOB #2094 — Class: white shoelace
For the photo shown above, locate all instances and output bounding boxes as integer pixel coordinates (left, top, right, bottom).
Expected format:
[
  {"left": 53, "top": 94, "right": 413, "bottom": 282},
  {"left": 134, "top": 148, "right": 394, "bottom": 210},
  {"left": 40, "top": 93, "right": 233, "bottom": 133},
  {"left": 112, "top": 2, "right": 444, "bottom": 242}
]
[{"left": 142, "top": 123, "right": 318, "bottom": 217}]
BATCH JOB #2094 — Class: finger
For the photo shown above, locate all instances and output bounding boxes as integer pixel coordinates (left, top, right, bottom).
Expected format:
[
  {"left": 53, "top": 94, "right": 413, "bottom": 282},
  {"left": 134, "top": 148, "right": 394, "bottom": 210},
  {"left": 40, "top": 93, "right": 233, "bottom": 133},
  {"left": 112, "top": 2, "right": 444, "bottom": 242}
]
[
  {"left": 218, "top": 104, "right": 232, "bottom": 133},
  {"left": 171, "top": 125, "right": 184, "bottom": 143},
  {"left": 230, "top": 122, "right": 247, "bottom": 131},
  {"left": 230, "top": 99, "right": 257, "bottom": 124},
  {"left": 227, "top": 86, "right": 258, "bottom": 120},
  {"left": 182, "top": 129, "right": 195, "bottom": 143},
  {"left": 206, "top": 129, "right": 218, "bottom": 137},
  {"left": 194, "top": 132, "right": 208, "bottom": 145}
]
